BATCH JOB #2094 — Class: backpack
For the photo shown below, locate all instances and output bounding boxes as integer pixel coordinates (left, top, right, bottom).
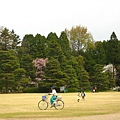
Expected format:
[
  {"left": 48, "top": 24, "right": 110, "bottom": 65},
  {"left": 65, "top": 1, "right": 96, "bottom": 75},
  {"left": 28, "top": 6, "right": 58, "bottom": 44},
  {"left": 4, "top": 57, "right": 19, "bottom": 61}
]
[{"left": 81, "top": 93, "right": 85, "bottom": 97}]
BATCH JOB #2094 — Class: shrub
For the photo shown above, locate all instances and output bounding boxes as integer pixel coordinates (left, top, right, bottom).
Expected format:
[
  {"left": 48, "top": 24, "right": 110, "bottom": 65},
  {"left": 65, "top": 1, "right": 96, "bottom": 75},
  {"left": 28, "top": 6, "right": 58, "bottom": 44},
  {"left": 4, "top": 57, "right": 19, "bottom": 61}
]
[
  {"left": 67, "top": 88, "right": 78, "bottom": 92},
  {"left": 23, "top": 87, "right": 39, "bottom": 93},
  {"left": 118, "top": 87, "right": 120, "bottom": 92},
  {"left": 38, "top": 86, "right": 50, "bottom": 93}
]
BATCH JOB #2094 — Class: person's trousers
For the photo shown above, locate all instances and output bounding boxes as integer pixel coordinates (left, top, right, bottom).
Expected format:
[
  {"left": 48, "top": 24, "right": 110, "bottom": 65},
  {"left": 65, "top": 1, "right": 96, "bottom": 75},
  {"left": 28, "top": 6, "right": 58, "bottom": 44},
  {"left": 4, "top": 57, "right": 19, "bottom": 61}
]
[{"left": 50, "top": 95, "right": 57, "bottom": 104}]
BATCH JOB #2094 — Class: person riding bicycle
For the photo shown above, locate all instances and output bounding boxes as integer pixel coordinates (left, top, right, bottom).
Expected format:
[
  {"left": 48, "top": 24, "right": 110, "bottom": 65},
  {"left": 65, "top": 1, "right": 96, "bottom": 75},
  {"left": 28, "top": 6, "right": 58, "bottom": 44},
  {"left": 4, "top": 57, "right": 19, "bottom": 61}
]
[{"left": 48, "top": 86, "right": 57, "bottom": 107}]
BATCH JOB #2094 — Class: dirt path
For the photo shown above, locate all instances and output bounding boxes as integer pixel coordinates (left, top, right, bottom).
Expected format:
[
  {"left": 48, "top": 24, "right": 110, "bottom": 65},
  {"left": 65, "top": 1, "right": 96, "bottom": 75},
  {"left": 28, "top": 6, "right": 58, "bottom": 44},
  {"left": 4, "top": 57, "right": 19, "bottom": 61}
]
[{"left": 0, "top": 113, "right": 120, "bottom": 120}]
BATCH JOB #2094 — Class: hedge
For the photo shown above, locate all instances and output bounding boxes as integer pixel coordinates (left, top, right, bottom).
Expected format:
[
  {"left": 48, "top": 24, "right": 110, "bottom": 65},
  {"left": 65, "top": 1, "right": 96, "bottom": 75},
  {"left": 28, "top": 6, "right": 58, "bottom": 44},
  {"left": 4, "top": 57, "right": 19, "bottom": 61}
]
[{"left": 67, "top": 87, "right": 78, "bottom": 92}]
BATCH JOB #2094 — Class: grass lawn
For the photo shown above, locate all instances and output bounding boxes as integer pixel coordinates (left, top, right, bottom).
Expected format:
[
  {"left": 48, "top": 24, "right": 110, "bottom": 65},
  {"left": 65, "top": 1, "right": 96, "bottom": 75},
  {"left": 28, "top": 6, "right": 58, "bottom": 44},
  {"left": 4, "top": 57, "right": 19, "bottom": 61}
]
[{"left": 0, "top": 92, "right": 120, "bottom": 118}]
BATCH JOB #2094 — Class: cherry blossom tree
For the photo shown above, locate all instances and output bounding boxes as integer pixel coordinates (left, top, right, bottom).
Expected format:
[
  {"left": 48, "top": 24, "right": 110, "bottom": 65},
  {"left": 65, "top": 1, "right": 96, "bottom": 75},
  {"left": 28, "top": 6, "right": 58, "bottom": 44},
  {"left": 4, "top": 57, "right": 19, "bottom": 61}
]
[{"left": 32, "top": 58, "right": 48, "bottom": 82}]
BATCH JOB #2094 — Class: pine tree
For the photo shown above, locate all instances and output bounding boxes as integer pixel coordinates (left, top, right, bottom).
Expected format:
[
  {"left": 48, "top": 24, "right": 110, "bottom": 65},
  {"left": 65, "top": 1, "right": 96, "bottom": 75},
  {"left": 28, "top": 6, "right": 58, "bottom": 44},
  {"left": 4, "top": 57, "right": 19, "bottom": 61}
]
[
  {"left": 94, "top": 41, "right": 106, "bottom": 65},
  {"left": 0, "top": 27, "right": 20, "bottom": 51},
  {"left": 0, "top": 51, "right": 20, "bottom": 93},
  {"left": 106, "top": 32, "right": 120, "bottom": 86}
]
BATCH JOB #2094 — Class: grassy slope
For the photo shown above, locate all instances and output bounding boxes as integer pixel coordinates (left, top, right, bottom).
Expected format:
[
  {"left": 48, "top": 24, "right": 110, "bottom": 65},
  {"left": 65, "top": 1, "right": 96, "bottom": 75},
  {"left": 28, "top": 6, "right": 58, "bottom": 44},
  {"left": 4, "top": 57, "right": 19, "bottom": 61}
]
[{"left": 0, "top": 92, "right": 120, "bottom": 118}]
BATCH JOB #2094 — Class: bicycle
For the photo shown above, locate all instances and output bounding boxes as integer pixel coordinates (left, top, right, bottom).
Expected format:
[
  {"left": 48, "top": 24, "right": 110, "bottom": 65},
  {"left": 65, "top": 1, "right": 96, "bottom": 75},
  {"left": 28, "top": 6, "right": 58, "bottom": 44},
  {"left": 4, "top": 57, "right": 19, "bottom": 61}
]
[{"left": 38, "top": 94, "right": 64, "bottom": 110}]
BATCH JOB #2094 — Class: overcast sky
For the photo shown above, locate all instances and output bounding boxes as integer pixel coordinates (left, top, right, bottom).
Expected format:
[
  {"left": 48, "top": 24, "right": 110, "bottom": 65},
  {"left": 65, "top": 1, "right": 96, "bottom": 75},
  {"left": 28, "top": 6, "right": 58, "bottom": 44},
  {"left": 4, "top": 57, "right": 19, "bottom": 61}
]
[{"left": 0, "top": 0, "right": 120, "bottom": 41}]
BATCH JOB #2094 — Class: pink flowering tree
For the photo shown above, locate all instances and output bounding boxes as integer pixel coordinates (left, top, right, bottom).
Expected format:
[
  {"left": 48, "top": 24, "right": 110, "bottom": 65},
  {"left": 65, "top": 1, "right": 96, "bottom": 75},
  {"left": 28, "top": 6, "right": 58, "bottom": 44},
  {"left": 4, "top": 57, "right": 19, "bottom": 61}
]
[{"left": 32, "top": 58, "right": 48, "bottom": 82}]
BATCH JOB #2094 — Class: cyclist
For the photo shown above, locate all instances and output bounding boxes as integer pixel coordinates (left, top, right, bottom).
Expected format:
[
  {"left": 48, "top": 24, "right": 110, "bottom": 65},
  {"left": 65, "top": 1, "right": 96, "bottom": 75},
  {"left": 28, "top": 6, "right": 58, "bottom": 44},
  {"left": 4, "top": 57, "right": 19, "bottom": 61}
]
[{"left": 49, "top": 86, "right": 58, "bottom": 107}]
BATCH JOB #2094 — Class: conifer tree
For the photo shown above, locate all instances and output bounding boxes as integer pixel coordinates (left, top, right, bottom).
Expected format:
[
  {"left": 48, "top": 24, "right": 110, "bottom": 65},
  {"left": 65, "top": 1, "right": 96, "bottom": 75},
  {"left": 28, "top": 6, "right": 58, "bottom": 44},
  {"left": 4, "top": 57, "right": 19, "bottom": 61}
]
[
  {"left": 0, "top": 27, "right": 20, "bottom": 51},
  {"left": 94, "top": 41, "right": 106, "bottom": 65},
  {"left": 0, "top": 51, "right": 20, "bottom": 93}
]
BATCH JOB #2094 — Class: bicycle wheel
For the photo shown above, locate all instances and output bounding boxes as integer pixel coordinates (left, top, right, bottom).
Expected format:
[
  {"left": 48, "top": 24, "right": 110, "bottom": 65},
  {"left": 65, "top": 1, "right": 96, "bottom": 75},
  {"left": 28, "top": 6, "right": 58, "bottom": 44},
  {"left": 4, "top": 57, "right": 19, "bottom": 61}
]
[
  {"left": 38, "top": 100, "right": 48, "bottom": 110},
  {"left": 55, "top": 100, "right": 64, "bottom": 110}
]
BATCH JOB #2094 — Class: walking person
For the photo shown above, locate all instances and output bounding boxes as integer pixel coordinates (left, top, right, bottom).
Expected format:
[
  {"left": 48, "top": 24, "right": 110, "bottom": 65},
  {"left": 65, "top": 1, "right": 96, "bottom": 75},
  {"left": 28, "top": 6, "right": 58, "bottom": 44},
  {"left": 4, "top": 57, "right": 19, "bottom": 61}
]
[{"left": 81, "top": 91, "right": 85, "bottom": 100}]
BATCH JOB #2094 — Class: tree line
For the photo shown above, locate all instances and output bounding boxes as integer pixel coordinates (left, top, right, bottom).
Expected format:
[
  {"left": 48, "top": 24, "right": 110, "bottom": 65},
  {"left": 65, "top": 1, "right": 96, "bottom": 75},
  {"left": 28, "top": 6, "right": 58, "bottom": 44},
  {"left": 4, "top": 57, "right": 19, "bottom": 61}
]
[{"left": 0, "top": 25, "right": 120, "bottom": 93}]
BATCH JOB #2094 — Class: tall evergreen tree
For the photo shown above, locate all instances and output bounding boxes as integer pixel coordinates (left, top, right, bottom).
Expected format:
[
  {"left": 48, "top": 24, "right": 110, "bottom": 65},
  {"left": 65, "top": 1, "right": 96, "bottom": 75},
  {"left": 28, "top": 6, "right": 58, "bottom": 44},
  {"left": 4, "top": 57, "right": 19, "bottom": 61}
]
[
  {"left": 0, "top": 51, "right": 20, "bottom": 93},
  {"left": 46, "top": 32, "right": 64, "bottom": 62},
  {"left": 31, "top": 34, "right": 46, "bottom": 58},
  {"left": 0, "top": 27, "right": 20, "bottom": 51},
  {"left": 94, "top": 41, "right": 106, "bottom": 65},
  {"left": 84, "top": 48, "right": 96, "bottom": 78},
  {"left": 75, "top": 56, "right": 90, "bottom": 90},
  {"left": 19, "top": 54, "right": 35, "bottom": 79},
  {"left": 105, "top": 32, "right": 120, "bottom": 86},
  {"left": 21, "top": 34, "right": 34, "bottom": 55},
  {"left": 92, "top": 64, "right": 112, "bottom": 91},
  {"left": 59, "top": 32, "right": 71, "bottom": 57},
  {"left": 79, "top": 66, "right": 90, "bottom": 90},
  {"left": 63, "top": 65, "right": 79, "bottom": 88},
  {"left": 45, "top": 57, "right": 61, "bottom": 81},
  {"left": 107, "top": 32, "right": 120, "bottom": 64},
  {"left": 19, "top": 34, "right": 36, "bottom": 80}
]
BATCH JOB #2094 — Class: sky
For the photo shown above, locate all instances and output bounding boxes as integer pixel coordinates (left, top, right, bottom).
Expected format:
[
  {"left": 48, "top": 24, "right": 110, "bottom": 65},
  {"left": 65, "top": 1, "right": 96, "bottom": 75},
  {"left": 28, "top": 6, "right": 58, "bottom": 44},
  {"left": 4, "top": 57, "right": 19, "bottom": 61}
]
[{"left": 0, "top": 0, "right": 120, "bottom": 41}]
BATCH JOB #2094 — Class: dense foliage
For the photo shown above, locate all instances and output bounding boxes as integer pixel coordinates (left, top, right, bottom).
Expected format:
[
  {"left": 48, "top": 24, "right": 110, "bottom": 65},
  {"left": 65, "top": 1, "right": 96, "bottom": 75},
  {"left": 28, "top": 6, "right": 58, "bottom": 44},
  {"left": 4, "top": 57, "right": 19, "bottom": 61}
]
[{"left": 0, "top": 26, "right": 120, "bottom": 93}]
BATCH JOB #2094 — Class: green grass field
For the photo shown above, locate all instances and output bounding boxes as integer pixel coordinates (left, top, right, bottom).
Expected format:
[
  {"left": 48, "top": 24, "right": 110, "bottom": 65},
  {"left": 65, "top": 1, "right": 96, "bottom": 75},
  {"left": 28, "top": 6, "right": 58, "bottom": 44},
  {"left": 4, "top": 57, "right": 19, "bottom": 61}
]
[{"left": 0, "top": 92, "right": 120, "bottom": 118}]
